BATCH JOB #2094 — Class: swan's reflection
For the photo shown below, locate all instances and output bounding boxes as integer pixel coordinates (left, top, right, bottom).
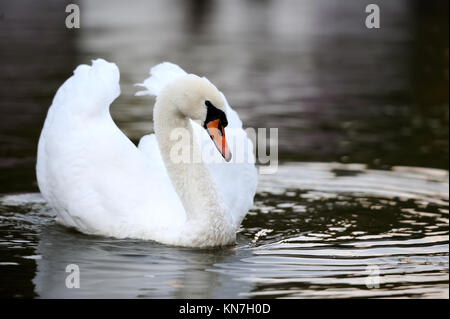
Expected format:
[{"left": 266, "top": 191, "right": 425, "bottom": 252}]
[{"left": 33, "top": 223, "right": 253, "bottom": 298}]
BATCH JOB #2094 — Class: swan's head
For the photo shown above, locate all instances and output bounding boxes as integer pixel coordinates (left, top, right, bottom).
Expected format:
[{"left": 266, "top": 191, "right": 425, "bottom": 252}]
[{"left": 167, "top": 74, "right": 232, "bottom": 161}]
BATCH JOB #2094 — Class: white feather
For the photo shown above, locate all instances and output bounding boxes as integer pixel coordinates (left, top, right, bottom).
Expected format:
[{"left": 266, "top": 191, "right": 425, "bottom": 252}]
[
  {"left": 137, "top": 62, "right": 257, "bottom": 226},
  {"left": 36, "top": 59, "right": 257, "bottom": 246},
  {"left": 135, "top": 62, "right": 187, "bottom": 96}
]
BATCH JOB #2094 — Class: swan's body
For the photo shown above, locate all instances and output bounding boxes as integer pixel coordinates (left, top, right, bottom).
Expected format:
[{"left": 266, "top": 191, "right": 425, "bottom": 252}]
[{"left": 36, "top": 59, "right": 257, "bottom": 247}]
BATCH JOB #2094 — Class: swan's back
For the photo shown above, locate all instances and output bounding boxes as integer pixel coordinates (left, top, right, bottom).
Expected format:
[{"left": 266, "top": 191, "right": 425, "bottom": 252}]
[{"left": 37, "top": 59, "right": 186, "bottom": 240}]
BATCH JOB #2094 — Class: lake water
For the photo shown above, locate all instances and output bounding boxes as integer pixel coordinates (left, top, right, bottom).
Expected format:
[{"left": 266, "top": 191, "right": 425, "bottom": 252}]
[
  {"left": 0, "top": 163, "right": 449, "bottom": 298},
  {"left": 0, "top": 0, "right": 448, "bottom": 298}
]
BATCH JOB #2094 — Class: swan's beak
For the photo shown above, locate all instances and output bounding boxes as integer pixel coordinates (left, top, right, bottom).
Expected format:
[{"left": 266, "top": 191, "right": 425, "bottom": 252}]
[{"left": 206, "top": 119, "right": 232, "bottom": 162}]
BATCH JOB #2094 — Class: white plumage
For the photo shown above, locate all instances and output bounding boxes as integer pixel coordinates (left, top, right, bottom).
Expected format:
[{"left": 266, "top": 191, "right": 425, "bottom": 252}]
[{"left": 36, "top": 59, "right": 257, "bottom": 247}]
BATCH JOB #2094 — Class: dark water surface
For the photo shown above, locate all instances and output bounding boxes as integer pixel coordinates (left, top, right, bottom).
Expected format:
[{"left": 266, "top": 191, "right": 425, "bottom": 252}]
[
  {"left": 0, "top": 0, "right": 448, "bottom": 298},
  {"left": 0, "top": 163, "right": 448, "bottom": 298}
]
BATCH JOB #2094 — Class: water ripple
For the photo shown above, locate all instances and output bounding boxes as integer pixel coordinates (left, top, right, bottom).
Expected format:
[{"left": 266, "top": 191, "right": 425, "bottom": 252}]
[{"left": 0, "top": 163, "right": 448, "bottom": 298}]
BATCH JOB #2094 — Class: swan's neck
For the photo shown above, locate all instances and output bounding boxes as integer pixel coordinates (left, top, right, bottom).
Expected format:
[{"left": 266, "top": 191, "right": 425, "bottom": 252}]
[{"left": 153, "top": 97, "right": 234, "bottom": 246}]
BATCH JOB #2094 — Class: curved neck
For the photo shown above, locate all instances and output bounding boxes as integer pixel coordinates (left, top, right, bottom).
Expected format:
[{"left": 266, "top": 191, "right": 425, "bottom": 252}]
[{"left": 153, "top": 97, "right": 234, "bottom": 244}]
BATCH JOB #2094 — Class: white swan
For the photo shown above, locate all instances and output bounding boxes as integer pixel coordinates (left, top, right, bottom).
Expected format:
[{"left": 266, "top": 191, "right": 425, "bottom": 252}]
[{"left": 36, "top": 59, "right": 257, "bottom": 247}]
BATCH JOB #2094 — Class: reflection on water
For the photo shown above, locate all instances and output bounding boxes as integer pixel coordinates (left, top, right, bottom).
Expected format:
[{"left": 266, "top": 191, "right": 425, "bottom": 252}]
[
  {"left": 0, "top": 163, "right": 448, "bottom": 298},
  {"left": 0, "top": 0, "right": 448, "bottom": 298}
]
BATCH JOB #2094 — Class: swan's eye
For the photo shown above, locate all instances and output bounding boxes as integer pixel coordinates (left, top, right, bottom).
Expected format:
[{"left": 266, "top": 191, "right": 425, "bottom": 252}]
[
  {"left": 204, "top": 100, "right": 227, "bottom": 128},
  {"left": 204, "top": 102, "right": 232, "bottom": 161}
]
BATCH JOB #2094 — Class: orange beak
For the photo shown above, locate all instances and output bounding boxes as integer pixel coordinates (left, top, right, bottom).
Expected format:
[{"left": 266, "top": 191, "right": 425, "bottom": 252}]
[{"left": 206, "top": 119, "right": 232, "bottom": 162}]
